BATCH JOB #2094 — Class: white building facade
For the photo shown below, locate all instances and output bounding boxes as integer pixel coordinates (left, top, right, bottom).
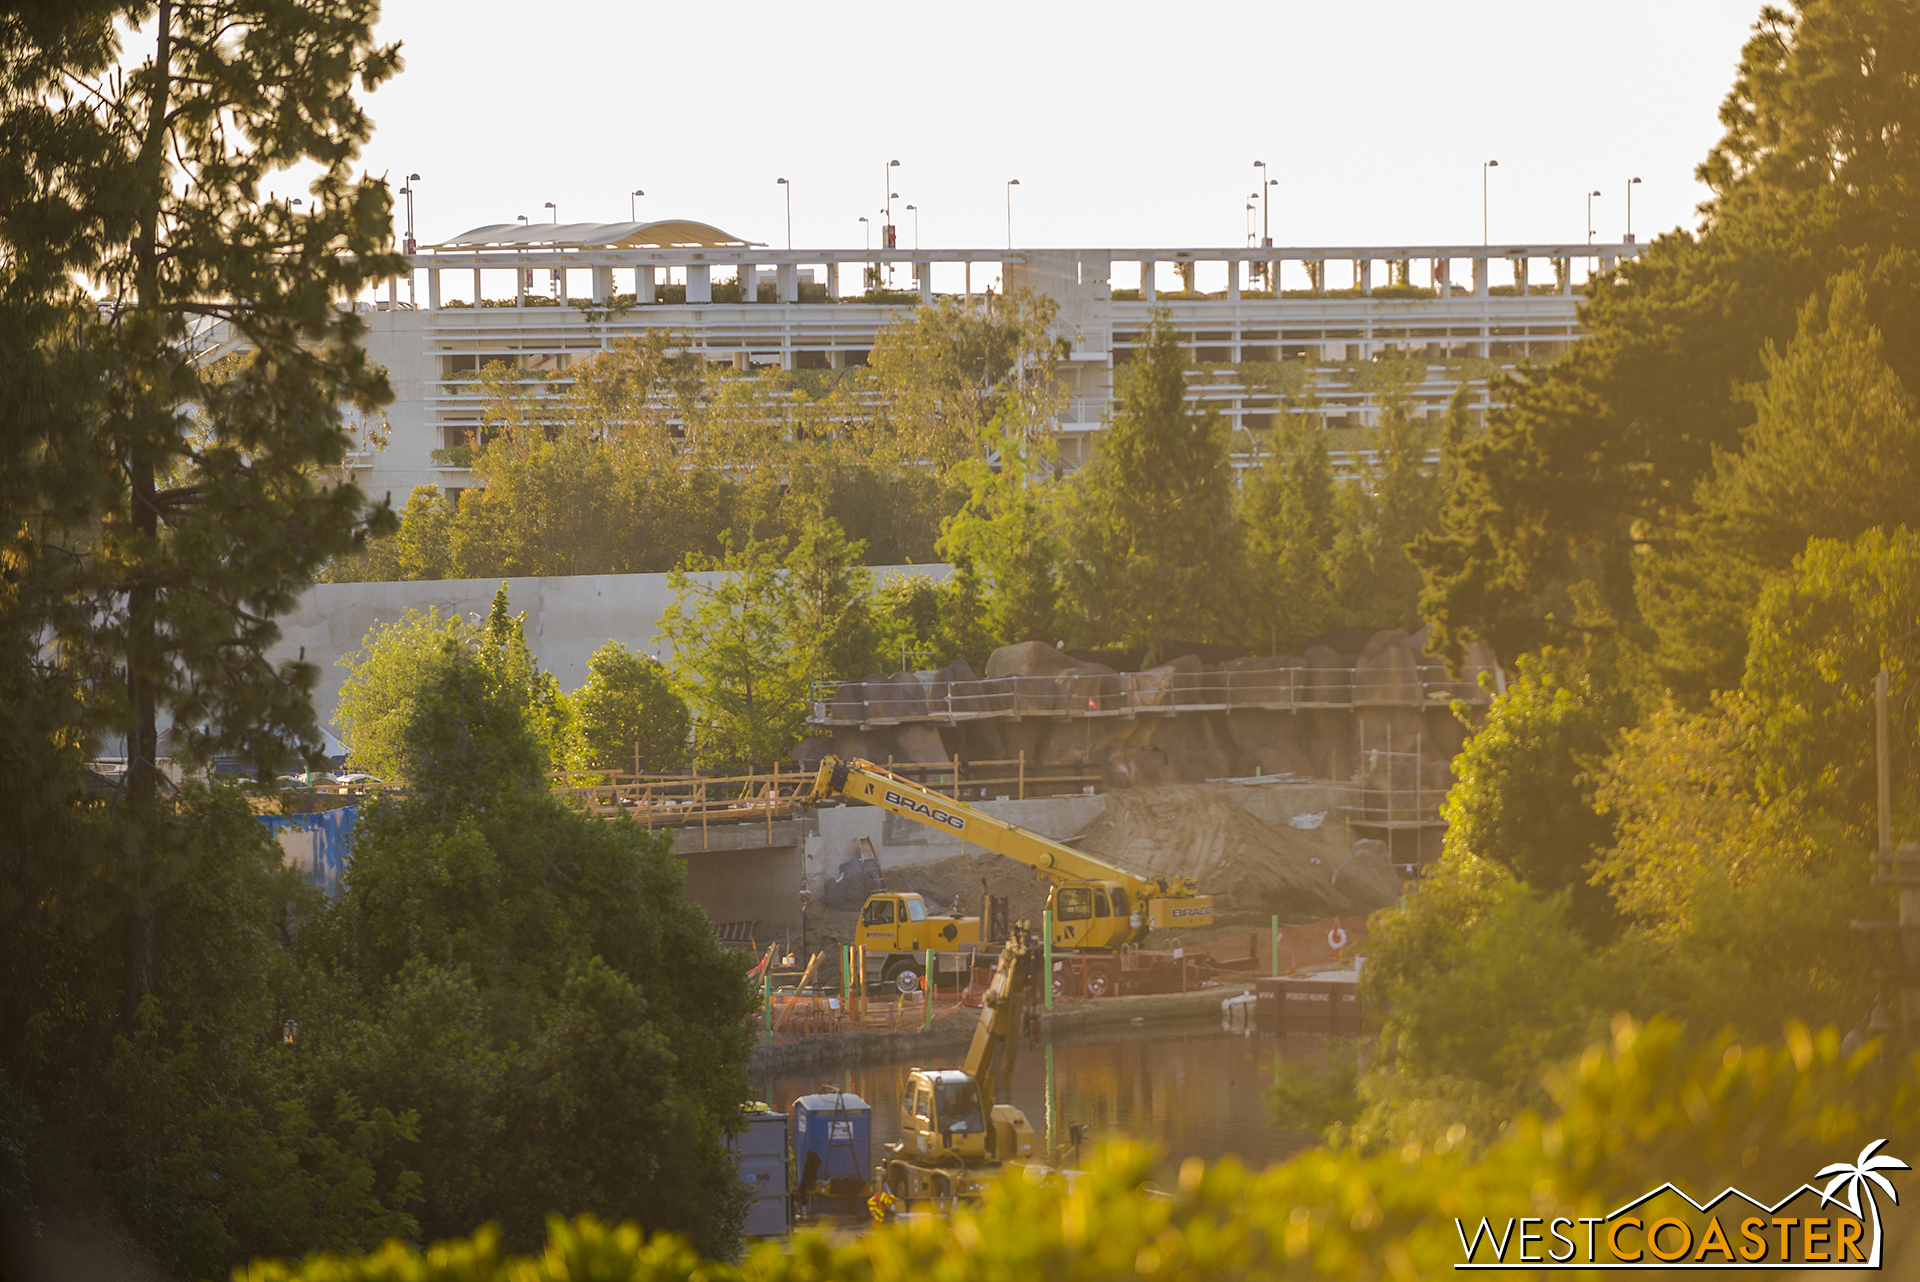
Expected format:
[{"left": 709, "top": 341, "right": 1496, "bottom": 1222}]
[{"left": 218, "top": 218, "right": 1642, "bottom": 500}]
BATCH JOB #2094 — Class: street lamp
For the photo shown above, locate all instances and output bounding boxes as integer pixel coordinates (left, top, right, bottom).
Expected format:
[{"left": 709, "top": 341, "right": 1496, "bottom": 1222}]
[
  {"left": 544, "top": 201, "right": 557, "bottom": 223},
  {"left": 1626, "top": 176, "right": 1642, "bottom": 243},
  {"left": 1006, "top": 178, "right": 1020, "bottom": 249},
  {"left": 1245, "top": 201, "right": 1257, "bottom": 246},
  {"left": 1253, "top": 160, "right": 1272, "bottom": 246},
  {"left": 1587, "top": 189, "right": 1602, "bottom": 244},
  {"left": 398, "top": 172, "right": 420, "bottom": 305},
  {"left": 884, "top": 158, "right": 900, "bottom": 243},
  {"left": 630, "top": 189, "right": 644, "bottom": 221},
  {"left": 776, "top": 178, "right": 790, "bottom": 249},
  {"left": 905, "top": 203, "right": 918, "bottom": 250},
  {"left": 859, "top": 215, "right": 869, "bottom": 251},
  {"left": 1482, "top": 160, "right": 1498, "bottom": 245}
]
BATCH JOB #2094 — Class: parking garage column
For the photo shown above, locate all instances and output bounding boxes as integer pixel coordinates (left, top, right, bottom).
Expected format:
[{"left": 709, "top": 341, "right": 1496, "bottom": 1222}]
[
  {"left": 427, "top": 269, "right": 441, "bottom": 309},
  {"left": 1227, "top": 258, "right": 1240, "bottom": 301},
  {"left": 1473, "top": 254, "right": 1490, "bottom": 297},
  {"left": 1513, "top": 255, "right": 1529, "bottom": 296},
  {"left": 636, "top": 265, "right": 656, "bottom": 304},
  {"left": 1356, "top": 258, "right": 1372, "bottom": 297},
  {"left": 687, "top": 263, "right": 712, "bottom": 304},
  {"left": 778, "top": 263, "right": 798, "bottom": 303},
  {"left": 1140, "top": 260, "right": 1156, "bottom": 302},
  {"left": 917, "top": 259, "right": 933, "bottom": 305},
  {"left": 472, "top": 267, "right": 482, "bottom": 307}
]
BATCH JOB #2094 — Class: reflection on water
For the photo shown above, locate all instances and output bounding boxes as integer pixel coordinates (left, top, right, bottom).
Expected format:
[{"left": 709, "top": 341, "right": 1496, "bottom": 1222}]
[{"left": 765, "top": 1021, "right": 1329, "bottom": 1175}]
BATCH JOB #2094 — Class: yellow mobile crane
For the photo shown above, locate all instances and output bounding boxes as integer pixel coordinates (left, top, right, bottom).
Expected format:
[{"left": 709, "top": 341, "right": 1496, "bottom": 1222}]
[
  {"left": 804, "top": 756, "right": 1213, "bottom": 990},
  {"left": 879, "top": 926, "right": 1042, "bottom": 1207}
]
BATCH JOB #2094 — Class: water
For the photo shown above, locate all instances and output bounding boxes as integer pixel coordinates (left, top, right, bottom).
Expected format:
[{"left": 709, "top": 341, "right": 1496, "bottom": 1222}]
[{"left": 764, "top": 1020, "right": 1329, "bottom": 1176}]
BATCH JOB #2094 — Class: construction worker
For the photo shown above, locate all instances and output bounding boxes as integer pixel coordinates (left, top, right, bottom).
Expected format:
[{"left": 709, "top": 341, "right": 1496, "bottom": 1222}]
[{"left": 867, "top": 1186, "right": 898, "bottom": 1223}]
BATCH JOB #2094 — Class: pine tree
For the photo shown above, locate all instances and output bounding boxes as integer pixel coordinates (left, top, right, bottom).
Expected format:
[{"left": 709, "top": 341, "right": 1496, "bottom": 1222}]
[
  {"left": 2, "top": 0, "right": 405, "bottom": 1018},
  {"left": 1239, "top": 407, "right": 1338, "bottom": 650},
  {"left": 1059, "top": 317, "right": 1240, "bottom": 659}
]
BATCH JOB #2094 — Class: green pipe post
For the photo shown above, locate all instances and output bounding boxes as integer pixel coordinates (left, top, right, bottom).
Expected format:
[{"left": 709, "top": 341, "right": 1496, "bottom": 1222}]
[
  {"left": 1271, "top": 915, "right": 1280, "bottom": 977},
  {"left": 1043, "top": 908, "right": 1054, "bottom": 1010},
  {"left": 763, "top": 959, "right": 772, "bottom": 1046},
  {"left": 924, "top": 947, "right": 934, "bottom": 1030}
]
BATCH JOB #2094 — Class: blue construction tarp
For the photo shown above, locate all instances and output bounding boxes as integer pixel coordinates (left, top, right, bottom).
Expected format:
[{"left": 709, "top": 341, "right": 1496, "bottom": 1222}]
[{"left": 258, "top": 807, "right": 357, "bottom": 897}]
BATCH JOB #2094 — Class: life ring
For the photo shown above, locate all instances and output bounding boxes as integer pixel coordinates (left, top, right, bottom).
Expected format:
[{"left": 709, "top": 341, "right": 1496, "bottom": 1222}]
[{"left": 1327, "top": 925, "right": 1349, "bottom": 951}]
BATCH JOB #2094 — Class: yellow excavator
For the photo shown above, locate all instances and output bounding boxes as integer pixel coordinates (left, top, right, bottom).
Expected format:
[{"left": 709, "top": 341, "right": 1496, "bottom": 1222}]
[
  {"left": 878, "top": 925, "right": 1043, "bottom": 1207},
  {"left": 804, "top": 756, "right": 1213, "bottom": 991}
]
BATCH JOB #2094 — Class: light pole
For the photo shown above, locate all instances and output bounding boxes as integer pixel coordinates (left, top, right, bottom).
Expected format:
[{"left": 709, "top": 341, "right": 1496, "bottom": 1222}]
[
  {"left": 906, "top": 203, "right": 918, "bottom": 249},
  {"left": 1482, "top": 160, "right": 1498, "bottom": 245},
  {"left": 630, "top": 189, "right": 644, "bottom": 221},
  {"left": 859, "top": 215, "right": 869, "bottom": 251},
  {"left": 1254, "top": 160, "right": 1271, "bottom": 246},
  {"left": 1587, "top": 189, "right": 1602, "bottom": 244},
  {"left": 399, "top": 173, "right": 419, "bottom": 305},
  {"left": 776, "top": 178, "right": 790, "bottom": 249},
  {"left": 1006, "top": 178, "right": 1020, "bottom": 249},
  {"left": 883, "top": 158, "right": 900, "bottom": 247},
  {"left": 1245, "top": 202, "right": 1257, "bottom": 246},
  {"left": 544, "top": 201, "right": 557, "bottom": 223},
  {"left": 1626, "top": 175, "right": 1642, "bottom": 242}
]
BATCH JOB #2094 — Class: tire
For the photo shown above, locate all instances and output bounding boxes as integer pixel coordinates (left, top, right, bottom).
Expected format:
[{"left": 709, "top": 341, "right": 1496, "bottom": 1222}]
[
  {"left": 885, "top": 959, "right": 923, "bottom": 994},
  {"left": 1085, "top": 965, "right": 1115, "bottom": 999}
]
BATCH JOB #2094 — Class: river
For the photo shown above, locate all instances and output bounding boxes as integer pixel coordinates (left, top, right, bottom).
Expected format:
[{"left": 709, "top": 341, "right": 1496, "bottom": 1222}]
[{"left": 763, "top": 1019, "right": 1329, "bottom": 1176}]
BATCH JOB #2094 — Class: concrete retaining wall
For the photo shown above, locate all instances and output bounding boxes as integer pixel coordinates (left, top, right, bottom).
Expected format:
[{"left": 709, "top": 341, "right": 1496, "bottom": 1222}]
[
  {"left": 800, "top": 793, "right": 1109, "bottom": 900},
  {"left": 269, "top": 565, "right": 950, "bottom": 726}
]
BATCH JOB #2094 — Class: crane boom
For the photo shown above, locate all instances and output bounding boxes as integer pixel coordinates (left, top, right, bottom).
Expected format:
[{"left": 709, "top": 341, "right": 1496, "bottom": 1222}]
[{"left": 804, "top": 756, "right": 1213, "bottom": 937}]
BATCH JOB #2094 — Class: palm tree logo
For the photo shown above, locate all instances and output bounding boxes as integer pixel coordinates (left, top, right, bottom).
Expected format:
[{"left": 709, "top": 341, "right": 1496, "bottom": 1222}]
[{"left": 1817, "top": 1138, "right": 1911, "bottom": 1267}]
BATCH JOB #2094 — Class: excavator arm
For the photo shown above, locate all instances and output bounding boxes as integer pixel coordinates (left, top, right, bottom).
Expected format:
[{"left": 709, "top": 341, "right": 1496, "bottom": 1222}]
[
  {"left": 962, "top": 928, "right": 1036, "bottom": 1121},
  {"left": 805, "top": 756, "right": 1212, "bottom": 931}
]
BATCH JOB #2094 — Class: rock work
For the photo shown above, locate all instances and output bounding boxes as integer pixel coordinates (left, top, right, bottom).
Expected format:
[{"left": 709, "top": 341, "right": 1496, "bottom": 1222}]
[{"left": 798, "top": 629, "right": 1498, "bottom": 817}]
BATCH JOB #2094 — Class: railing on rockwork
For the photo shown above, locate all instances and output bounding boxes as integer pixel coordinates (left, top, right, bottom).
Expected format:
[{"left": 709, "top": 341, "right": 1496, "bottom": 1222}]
[{"left": 810, "top": 661, "right": 1497, "bottom": 727}]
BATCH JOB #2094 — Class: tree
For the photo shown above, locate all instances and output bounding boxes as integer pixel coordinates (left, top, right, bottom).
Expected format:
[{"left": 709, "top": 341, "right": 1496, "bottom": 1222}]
[
  {"left": 574, "top": 642, "right": 690, "bottom": 773},
  {"left": 0, "top": 0, "right": 406, "bottom": 1024},
  {"left": 1415, "top": 1, "right": 1920, "bottom": 668},
  {"left": 332, "top": 586, "right": 576, "bottom": 795},
  {"left": 1328, "top": 393, "right": 1445, "bottom": 630},
  {"left": 1440, "top": 649, "right": 1621, "bottom": 934},
  {"left": 867, "top": 286, "right": 1067, "bottom": 468},
  {"left": 656, "top": 539, "right": 808, "bottom": 768},
  {"left": 1238, "top": 406, "right": 1339, "bottom": 650},
  {"left": 937, "top": 408, "right": 1065, "bottom": 648},
  {"left": 1635, "top": 269, "right": 1920, "bottom": 696},
  {"left": 1058, "top": 317, "right": 1240, "bottom": 658}
]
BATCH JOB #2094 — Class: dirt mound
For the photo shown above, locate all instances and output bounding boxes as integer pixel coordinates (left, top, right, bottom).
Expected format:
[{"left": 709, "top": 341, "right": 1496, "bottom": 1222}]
[{"left": 1068, "top": 784, "right": 1377, "bottom": 925}]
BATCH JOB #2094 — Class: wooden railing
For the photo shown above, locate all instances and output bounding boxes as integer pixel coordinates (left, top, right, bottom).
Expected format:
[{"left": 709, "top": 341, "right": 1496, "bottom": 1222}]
[{"left": 547, "top": 752, "right": 1103, "bottom": 836}]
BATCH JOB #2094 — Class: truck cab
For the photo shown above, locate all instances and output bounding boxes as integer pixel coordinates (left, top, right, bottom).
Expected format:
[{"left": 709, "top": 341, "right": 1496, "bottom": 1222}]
[{"left": 857, "top": 892, "right": 983, "bottom": 992}]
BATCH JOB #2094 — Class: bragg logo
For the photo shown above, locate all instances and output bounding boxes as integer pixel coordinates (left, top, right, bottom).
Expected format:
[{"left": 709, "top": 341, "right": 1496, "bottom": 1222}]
[
  {"left": 1170, "top": 905, "right": 1210, "bottom": 919},
  {"left": 1455, "top": 1140, "right": 1909, "bottom": 1270},
  {"left": 883, "top": 789, "right": 966, "bottom": 832}
]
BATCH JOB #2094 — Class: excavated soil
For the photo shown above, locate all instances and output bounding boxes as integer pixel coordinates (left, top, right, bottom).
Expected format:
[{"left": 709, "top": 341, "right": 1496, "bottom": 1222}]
[{"left": 803, "top": 783, "right": 1405, "bottom": 957}]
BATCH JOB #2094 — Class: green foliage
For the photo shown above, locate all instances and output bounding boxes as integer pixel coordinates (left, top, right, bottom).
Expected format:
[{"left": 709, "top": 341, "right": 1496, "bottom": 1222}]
[
  {"left": 1743, "top": 527, "right": 1920, "bottom": 839},
  {"left": 331, "top": 586, "right": 574, "bottom": 791},
  {"left": 1059, "top": 316, "right": 1240, "bottom": 659},
  {"left": 1438, "top": 649, "right": 1621, "bottom": 930},
  {"left": 1326, "top": 396, "right": 1444, "bottom": 630},
  {"left": 301, "top": 777, "right": 757, "bottom": 1253},
  {"left": 1237, "top": 408, "right": 1339, "bottom": 648},
  {"left": 657, "top": 538, "right": 810, "bottom": 769},
  {"left": 1636, "top": 268, "right": 1920, "bottom": 695},
  {"left": 242, "top": 1020, "right": 1919, "bottom": 1282},
  {"left": 937, "top": 409, "right": 1065, "bottom": 650},
  {"left": 1415, "top": 2, "right": 1920, "bottom": 667},
  {"left": 574, "top": 643, "right": 690, "bottom": 773}
]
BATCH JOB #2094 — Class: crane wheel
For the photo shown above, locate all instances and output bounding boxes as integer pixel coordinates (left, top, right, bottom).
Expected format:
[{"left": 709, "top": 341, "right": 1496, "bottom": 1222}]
[
  {"left": 1085, "top": 964, "right": 1115, "bottom": 999},
  {"left": 885, "top": 959, "right": 923, "bottom": 994}
]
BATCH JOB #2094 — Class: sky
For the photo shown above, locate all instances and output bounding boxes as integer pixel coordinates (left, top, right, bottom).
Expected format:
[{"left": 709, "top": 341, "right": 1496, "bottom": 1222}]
[{"left": 335, "top": 0, "right": 1764, "bottom": 253}]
